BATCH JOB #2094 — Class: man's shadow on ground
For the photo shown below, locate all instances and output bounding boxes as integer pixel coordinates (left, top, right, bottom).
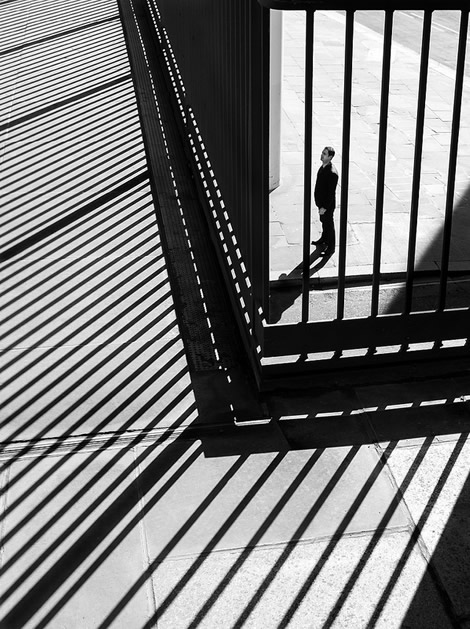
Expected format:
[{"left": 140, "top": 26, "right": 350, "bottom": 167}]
[{"left": 269, "top": 244, "right": 334, "bottom": 324}]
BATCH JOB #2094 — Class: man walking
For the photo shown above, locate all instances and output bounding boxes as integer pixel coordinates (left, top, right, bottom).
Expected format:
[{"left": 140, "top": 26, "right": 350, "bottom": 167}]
[{"left": 311, "top": 146, "right": 339, "bottom": 256}]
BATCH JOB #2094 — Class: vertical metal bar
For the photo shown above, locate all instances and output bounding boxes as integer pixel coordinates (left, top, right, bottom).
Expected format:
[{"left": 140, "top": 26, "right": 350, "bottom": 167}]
[
  {"left": 234, "top": 2, "right": 242, "bottom": 246},
  {"left": 301, "top": 9, "right": 314, "bottom": 323},
  {"left": 438, "top": 9, "right": 469, "bottom": 312},
  {"left": 246, "top": 0, "right": 252, "bottom": 287},
  {"left": 227, "top": 3, "right": 233, "bottom": 235},
  {"left": 371, "top": 9, "right": 393, "bottom": 318},
  {"left": 337, "top": 10, "right": 354, "bottom": 321},
  {"left": 262, "top": 8, "right": 271, "bottom": 317},
  {"left": 250, "top": 0, "right": 259, "bottom": 317},
  {"left": 405, "top": 9, "right": 432, "bottom": 314},
  {"left": 251, "top": 3, "right": 270, "bottom": 320},
  {"left": 243, "top": 1, "right": 249, "bottom": 263}
]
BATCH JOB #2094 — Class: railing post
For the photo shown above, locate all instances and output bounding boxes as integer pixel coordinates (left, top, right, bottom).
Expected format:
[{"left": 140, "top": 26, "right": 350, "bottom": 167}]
[
  {"left": 301, "top": 9, "right": 314, "bottom": 323},
  {"left": 337, "top": 10, "right": 354, "bottom": 322},
  {"left": 251, "top": 1, "right": 271, "bottom": 322},
  {"left": 405, "top": 9, "right": 432, "bottom": 315},
  {"left": 371, "top": 9, "right": 393, "bottom": 319},
  {"left": 270, "top": 10, "right": 283, "bottom": 192}
]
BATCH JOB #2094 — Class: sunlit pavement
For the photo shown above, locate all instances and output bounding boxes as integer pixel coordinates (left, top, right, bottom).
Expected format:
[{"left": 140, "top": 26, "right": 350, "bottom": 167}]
[
  {"left": 270, "top": 11, "right": 470, "bottom": 282},
  {"left": 1, "top": 1, "right": 470, "bottom": 628}
]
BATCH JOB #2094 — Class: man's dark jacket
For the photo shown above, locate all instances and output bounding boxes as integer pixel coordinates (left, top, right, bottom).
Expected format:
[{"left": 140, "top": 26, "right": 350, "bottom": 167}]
[{"left": 314, "top": 162, "right": 339, "bottom": 211}]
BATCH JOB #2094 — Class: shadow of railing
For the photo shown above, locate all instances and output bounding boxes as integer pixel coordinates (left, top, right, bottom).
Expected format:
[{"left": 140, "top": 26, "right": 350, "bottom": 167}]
[
  {"left": 399, "top": 434, "right": 470, "bottom": 627},
  {"left": 3, "top": 386, "right": 470, "bottom": 627},
  {"left": 0, "top": 0, "right": 263, "bottom": 626},
  {"left": 0, "top": 1, "right": 199, "bottom": 625}
]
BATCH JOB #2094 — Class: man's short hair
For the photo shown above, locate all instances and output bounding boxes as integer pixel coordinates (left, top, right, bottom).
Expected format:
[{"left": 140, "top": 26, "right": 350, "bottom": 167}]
[{"left": 325, "top": 146, "right": 335, "bottom": 158}]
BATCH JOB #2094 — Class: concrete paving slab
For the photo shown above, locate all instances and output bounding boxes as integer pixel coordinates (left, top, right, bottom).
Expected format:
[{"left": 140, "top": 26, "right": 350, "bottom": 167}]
[
  {"left": 385, "top": 436, "right": 470, "bottom": 620},
  {"left": 1, "top": 339, "right": 194, "bottom": 442},
  {"left": 270, "top": 221, "right": 285, "bottom": 237},
  {"left": 2, "top": 185, "right": 157, "bottom": 266},
  {"left": 2, "top": 253, "right": 173, "bottom": 350},
  {"left": 140, "top": 439, "right": 408, "bottom": 566},
  {"left": 0, "top": 0, "right": 198, "bottom": 444},
  {"left": 0, "top": 447, "right": 152, "bottom": 628},
  {"left": 150, "top": 529, "right": 452, "bottom": 629},
  {"left": 270, "top": 187, "right": 305, "bottom": 211},
  {"left": 282, "top": 223, "right": 303, "bottom": 245}
]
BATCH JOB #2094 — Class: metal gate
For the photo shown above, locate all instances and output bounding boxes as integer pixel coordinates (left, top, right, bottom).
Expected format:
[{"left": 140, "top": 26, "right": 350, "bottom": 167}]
[{"left": 145, "top": 0, "right": 470, "bottom": 382}]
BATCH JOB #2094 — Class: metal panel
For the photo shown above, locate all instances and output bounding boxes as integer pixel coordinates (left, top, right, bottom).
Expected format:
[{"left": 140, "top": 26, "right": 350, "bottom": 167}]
[
  {"left": 301, "top": 10, "right": 314, "bottom": 323},
  {"left": 336, "top": 10, "right": 354, "bottom": 321},
  {"left": 144, "top": 0, "right": 270, "bottom": 374},
  {"left": 405, "top": 9, "right": 432, "bottom": 315},
  {"left": 371, "top": 10, "right": 393, "bottom": 319}
]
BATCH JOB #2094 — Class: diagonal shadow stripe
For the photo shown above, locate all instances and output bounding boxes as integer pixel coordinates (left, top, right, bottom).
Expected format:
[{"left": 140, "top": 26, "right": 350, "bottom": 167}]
[
  {"left": 0, "top": 171, "right": 148, "bottom": 262},
  {"left": 4, "top": 53, "right": 129, "bottom": 114},
  {"left": 2, "top": 129, "right": 143, "bottom": 229},
  {"left": 0, "top": 74, "right": 132, "bottom": 133},
  {"left": 0, "top": 167, "right": 148, "bottom": 272},
  {"left": 365, "top": 433, "right": 468, "bottom": 629},
  {"left": 231, "top": 443, "right": 387, "bottom": 628},
  {"left": 1, "top": 154, "right": 146, "bottom": 255},
  {"left": 182, "top": 449, "right": 323, "bottom": 628},
  {"left": 26, "top": 447, "right": 248, "bottom": 629},
  {"left": 0, "top": 427, "right": 201, "bottom": 626},
  {"left": 0, "top": 378, "right": 196, "bottom": 560},
  {"left": 300, "top": 437, "right": 437, "bottom": 629},
  {"left": 2, "top": 205, "right": 154, "bottom": 318},
  {"left": 3, "top": 109, "right": 137, "bottom": 193},
  {"left": 0, "top": 15, "right": 120, "bottom": 57},
  {"left": 0, "top": 314, "right": 179, "bottom": 497},
  {"left": 0, "top": 252, "right": 164, "bottom": 411},
  {"left": 5, "top": 290, "right": 173, "bottom": 429},
  {"left": 4, "top": 46, "right": 128, "bottom": 110},
  {"left": 0, "top": 355, "right": 189, "bottom": 565},
  {"left": 1, "top": 19, "right": 123, "bottom": 73},
  {"left": 0, "top": 85, "right": 135, "bottom": 176},
  {"left": 1, "top": 194, "right": 153, "bottom": 306}
]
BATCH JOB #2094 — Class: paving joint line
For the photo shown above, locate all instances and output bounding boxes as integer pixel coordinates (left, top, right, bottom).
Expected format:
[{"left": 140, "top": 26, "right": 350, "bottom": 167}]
[{"left": 0, "top": 419, "right": 276, "bottom": 461}]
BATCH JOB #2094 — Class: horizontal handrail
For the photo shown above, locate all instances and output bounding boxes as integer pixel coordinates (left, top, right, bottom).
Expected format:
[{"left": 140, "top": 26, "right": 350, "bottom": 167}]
[{"left": 258, "top": 1, "right": 469, "bottom": 9}]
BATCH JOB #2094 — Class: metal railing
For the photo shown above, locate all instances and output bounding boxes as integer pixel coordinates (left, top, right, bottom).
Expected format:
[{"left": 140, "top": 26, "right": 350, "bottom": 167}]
[
  {"left": 262, "top": 4, "right": 469, "bottom": 374},
  {"left": 145, "top": 0, "right": 470, "bottom": 381}
]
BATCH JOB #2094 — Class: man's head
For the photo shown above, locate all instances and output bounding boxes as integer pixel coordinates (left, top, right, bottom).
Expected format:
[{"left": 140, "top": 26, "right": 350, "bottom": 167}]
[{"left": 320, "top": 146, "right": 335, "bottom": 166}]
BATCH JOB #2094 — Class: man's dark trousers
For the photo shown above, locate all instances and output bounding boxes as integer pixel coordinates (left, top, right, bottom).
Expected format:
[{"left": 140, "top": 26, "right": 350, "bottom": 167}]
[{"left": 320, "top": 210, "right": 335, "bottom": 253}]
